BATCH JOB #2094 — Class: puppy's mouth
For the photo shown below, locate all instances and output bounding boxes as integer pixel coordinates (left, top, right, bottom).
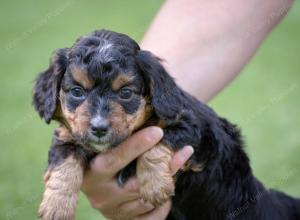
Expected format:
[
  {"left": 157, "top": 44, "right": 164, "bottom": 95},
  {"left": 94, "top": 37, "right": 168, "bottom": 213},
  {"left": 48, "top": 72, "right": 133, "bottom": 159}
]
[
  {"left": 82, "top": 129, "right": 128, "bottom": 152},
  {"left": 86, "top": 130, "right": 113, "bottom": 152},
  {"left": 87, "top": 133, "right": 111, "bottom": 151}
]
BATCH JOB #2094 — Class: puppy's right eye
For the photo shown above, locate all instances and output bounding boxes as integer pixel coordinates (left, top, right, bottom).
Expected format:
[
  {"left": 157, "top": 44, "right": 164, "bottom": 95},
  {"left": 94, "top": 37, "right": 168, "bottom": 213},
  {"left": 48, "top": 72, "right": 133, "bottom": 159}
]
[
  {"left": 70, "top": 87, "right": 85, "bottom": 99},
  {"left": 119, "top": 88, "right": 133, "bottom": 100}
]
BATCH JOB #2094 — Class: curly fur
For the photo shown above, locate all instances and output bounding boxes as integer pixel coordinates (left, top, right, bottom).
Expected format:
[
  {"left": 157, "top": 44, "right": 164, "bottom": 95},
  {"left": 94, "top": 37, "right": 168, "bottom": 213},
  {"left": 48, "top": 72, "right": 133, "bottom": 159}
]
[{"left": 33, "top": 29, "right": 300, "bottom": 220}]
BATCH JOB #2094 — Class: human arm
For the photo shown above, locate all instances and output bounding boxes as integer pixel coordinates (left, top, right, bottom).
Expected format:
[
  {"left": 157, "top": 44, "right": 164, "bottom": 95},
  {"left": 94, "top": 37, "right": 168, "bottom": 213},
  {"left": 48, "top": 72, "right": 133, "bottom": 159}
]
[{"left": 141, "top": 0, "right": 294, "bottom": 102}]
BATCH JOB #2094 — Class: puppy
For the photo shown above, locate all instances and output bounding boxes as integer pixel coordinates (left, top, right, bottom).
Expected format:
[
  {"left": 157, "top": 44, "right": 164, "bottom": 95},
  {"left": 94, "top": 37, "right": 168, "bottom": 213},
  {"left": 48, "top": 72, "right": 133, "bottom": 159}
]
[{"left": 33, "top": 29, "right": 300, "bottom": 220}]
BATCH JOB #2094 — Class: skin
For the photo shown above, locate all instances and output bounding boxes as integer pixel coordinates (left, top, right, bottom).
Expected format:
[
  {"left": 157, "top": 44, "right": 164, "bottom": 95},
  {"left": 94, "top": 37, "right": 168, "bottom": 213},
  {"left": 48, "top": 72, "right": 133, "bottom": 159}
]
[
  {"left": 141, "top": 0, "right": 294, "bottom": 102},
  {"left": 82, "top": 127, "right": 194, "bottom": 219},
  {"left": 83, "top": 0, "right": 293, "bottom": 219}
]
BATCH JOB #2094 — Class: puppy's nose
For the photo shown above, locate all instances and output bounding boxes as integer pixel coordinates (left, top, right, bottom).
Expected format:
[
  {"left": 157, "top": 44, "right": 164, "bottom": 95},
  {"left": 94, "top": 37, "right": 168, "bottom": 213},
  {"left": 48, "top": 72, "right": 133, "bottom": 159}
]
[
  {"left": 91, "top": 117, "right": 109, "bottom": 138},
  {"left": 91, "top": 124, "right": 108, "bottom": 137}
]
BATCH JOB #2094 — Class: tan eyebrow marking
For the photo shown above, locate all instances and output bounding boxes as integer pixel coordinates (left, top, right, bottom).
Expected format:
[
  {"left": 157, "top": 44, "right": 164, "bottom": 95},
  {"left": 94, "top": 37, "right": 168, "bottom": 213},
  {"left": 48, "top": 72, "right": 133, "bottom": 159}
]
[
  {"left": 71, "top": 66, "right": 95, "bottom": 89},
  {"left": 111, "top": 74, "right": 135, "bottom": 91}
]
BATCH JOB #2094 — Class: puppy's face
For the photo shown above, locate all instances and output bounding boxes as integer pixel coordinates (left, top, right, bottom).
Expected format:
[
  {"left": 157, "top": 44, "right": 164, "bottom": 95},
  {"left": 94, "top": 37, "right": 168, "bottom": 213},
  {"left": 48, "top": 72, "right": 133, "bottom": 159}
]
[
  {"left": 58, "top": 64, "right": 151, "bottom": 150},
  {"left": 33, "top": 30, "right": 177, "bottom": 151}
]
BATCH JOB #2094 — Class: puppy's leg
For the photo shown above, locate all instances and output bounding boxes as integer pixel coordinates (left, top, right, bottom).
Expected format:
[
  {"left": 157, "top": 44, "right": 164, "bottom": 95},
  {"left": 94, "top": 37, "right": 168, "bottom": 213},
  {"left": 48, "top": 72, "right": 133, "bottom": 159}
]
[
  {"left": 38, "top": 154, "right": 84, "bottom": 220},
  {"left": 137, "top": 143, "right": 175, "bottom": 207}
]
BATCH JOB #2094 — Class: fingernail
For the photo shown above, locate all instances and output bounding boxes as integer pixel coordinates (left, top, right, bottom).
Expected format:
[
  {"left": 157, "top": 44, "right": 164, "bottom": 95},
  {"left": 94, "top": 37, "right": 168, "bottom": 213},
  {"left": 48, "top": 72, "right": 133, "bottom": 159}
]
[
  {"left": 148, "top": 126, "right": 164, "bottom": 140},
  {"left": 183, "top": 146, "right": 194, "bottom": 158}
]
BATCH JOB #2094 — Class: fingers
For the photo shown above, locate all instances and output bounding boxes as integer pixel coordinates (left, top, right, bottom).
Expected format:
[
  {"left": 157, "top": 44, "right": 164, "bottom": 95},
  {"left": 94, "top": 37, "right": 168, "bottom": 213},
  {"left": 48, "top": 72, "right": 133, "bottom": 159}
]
[
  {"left": 170, "top": 146, "right": 194, "bottom": 175},
  {"left": 123, "top": 177, "right": 139, "bottom": 193},
  {"left": 115, "top": 199, "right": 155, "bottom": 220},
  {"left": 82, "top": 177, "right": 140, "bottom": 206},
  {"left": 91, "top": 126, "right": 163, "bottom": 176},
  {"left": 134, "top": 200, "right": 172, "bottom": 220}
]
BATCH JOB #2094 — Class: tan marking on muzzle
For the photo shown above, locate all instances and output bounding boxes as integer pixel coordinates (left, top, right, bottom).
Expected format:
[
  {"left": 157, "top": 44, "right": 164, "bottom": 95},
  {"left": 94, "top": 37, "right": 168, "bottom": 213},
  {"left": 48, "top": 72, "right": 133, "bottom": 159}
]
[
  {"left": 108, "top": 98, "right": 152, "bottom": 138},
  {"left": 127, "top": 98, "right": 152, "bottom": 132},
  {"left": 61, "top": 97, "right": 91, "bottom": 139},
  {"left": 108, "top": 101, "right": 128, "bottom": 135}
]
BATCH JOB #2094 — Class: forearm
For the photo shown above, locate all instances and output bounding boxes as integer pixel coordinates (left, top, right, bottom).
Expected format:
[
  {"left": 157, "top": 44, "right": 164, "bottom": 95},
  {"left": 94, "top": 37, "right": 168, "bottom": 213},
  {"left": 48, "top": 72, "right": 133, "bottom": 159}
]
[{"left": 141, "top": 0, "right": 293, "bottom": 102}]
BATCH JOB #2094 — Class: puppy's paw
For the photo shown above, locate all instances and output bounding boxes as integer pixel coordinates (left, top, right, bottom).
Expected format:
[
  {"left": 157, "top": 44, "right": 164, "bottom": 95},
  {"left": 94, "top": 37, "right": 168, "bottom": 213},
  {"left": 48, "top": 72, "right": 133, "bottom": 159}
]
[
  {"left": 38, "top": 156, "right": 84, "bottom": 220},
  {"left": 137, "top": 143, "right": 175, "bottom": 207},
  {"left": 139, "top": 172, "right": 175, "bottom": 207},
  {"left": 38, "top": 189, "right": 78, "bottom": 220}
]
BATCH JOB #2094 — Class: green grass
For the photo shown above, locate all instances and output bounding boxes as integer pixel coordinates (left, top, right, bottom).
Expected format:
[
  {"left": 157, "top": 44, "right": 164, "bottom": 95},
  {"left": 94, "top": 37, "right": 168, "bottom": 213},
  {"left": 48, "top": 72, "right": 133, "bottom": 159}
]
[{"left": 0, "top": 1, "right": 299, "bottom": 219}]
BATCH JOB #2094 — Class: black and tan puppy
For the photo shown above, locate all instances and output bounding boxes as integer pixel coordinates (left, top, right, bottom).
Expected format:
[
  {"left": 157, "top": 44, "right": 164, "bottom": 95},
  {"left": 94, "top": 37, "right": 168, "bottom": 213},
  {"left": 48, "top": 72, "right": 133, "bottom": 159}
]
[{"left": 33, "top": 30, "right": 300, "bottom": 220}]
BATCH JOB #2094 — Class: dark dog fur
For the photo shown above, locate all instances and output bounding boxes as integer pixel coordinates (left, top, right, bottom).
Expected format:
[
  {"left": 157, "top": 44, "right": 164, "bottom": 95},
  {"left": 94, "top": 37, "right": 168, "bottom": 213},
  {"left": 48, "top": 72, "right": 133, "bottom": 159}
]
[{"left": 33, "top": 29, "right": 300, "bottom": 220}]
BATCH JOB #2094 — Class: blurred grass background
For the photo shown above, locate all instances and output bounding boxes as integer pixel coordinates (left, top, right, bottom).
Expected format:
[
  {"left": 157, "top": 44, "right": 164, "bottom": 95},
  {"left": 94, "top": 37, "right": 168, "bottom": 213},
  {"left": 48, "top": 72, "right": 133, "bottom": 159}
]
[{"left": 0, "top": 0, "right": 299, "bottom": 219}]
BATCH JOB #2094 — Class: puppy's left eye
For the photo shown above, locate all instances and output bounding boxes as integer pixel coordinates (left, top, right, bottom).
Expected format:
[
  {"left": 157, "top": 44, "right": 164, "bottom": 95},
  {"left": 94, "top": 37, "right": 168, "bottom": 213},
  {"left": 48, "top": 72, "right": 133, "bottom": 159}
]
[
  {"left": 119, "top": 88, "right": 133, "bottom": 100},
  {"left": 70, "top": 87, "right": 85, "bottom": 99}
]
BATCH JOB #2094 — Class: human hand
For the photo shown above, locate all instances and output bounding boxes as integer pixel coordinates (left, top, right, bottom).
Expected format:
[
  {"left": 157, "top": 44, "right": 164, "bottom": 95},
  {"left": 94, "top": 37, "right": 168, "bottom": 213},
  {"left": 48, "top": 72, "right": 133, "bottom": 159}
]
[{"left": 81, "top": 126, "right": 194, "bottom": 220}]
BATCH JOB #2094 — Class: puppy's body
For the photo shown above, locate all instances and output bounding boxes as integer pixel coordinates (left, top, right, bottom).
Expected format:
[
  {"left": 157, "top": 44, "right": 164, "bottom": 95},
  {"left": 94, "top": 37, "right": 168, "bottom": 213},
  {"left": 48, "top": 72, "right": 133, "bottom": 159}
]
[{"left": 33, "top": 30, "right": 300, "bottom": 220}]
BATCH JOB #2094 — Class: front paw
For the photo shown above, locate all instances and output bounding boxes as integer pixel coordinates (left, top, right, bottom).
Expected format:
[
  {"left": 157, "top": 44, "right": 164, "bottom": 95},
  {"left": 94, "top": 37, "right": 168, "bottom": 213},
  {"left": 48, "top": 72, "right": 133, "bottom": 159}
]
[
  {"left": 139, "top": 172, "right": 175, "bottom": 207},
  {"left": 137, "top": 143, "right": 175, "bottom": 207},
  {"left": 38, "top": 189, "right": 78, "bottom": 220}
]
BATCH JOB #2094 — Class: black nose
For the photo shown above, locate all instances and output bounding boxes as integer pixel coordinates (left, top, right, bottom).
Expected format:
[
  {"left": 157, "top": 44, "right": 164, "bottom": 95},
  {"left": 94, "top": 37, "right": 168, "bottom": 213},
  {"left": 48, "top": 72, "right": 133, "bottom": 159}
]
[
  {"left": 91, "top": 118, "right": 109, "bottom": 138},
  {"left": 91, "top": 124, "right": 108, "bottom": 137}
]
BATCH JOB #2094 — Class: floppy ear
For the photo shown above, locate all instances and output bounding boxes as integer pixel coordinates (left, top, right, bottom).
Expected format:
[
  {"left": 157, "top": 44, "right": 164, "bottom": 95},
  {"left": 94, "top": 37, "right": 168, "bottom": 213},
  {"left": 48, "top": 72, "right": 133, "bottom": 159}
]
[
  {"left": 136, "top": 50, "right": 184, "bottom": 121},
  {"left": 33, "top": 48, "right": 68, "bottom": 124}
]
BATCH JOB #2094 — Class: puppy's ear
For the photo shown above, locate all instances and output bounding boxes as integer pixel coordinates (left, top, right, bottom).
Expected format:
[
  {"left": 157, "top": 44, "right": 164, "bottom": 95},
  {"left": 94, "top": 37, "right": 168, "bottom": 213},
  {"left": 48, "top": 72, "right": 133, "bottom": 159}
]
[
  {"left": 33, "top": 48, "right": 68, "bottom": 124},
  {"left": 136, "top": 50, "right": 183, "bottom": 120}
]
